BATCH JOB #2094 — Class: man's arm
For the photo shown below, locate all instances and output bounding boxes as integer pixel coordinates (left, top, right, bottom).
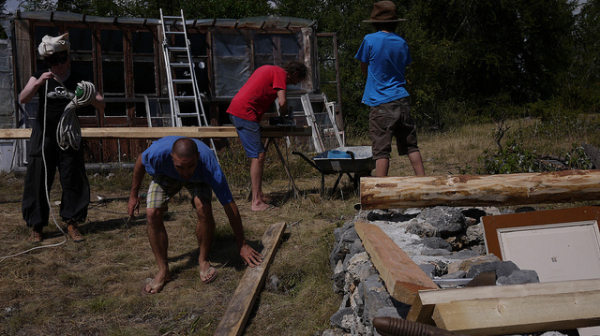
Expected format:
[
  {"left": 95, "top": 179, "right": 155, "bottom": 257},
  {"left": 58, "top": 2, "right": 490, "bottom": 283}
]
[
  {"left": 223, "top": 201, "right": 263, "bottom": 267},
  {"left": 19, "top": 73, "right": 54, "bottom": 104},
  {"left": 360, "top": 62, "right": 368, "bottom": 75},
  {"left": 91, "top": 91, "right": 105, "bottom": 111},
  {"left": 277, "top": 89, "right": 288, "bottom": 116},
  {"left": 128, "top": 155, "right": 147, "bottom": 218}
]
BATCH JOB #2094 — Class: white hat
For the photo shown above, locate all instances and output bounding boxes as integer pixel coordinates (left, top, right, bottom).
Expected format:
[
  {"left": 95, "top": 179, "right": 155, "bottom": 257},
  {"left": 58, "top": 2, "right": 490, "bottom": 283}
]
[{"left": 38, "top": 33, "right": 70, "bottom": 57}]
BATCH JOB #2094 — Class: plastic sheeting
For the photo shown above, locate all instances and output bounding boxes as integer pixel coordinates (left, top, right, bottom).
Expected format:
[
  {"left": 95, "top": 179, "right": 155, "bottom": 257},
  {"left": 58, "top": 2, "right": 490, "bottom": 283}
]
[{"left": 0, "top": 19, "right": 14, "bottom": 129}]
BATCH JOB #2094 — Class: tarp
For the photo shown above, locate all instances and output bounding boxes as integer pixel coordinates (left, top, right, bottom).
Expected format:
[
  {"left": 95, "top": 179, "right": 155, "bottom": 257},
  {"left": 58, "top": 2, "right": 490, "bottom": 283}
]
[{"left": 0, "top": 19, "right": 14, "bottom": 129}]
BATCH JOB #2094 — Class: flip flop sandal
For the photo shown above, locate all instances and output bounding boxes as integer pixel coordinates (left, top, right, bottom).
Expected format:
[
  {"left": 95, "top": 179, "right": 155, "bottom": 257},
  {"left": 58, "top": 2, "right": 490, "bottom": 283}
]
[
  {"left": 200, "top": 267, "right": 218, "bottom": 284},
  {"left": 142, "top": 277, "right": 166, "bottom": 294}
]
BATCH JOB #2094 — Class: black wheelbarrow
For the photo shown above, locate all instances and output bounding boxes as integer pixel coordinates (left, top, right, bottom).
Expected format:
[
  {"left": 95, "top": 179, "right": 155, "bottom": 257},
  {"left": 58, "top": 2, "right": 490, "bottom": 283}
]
[{"left": 292, "top": 146, "right": 376, "bottom": 197}]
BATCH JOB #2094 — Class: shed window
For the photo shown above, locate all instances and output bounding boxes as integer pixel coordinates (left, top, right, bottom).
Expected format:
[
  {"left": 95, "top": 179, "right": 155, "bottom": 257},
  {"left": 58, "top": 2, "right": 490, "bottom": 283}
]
[{"left": 132, "top": 31, "right": 156, "bottom": 95}]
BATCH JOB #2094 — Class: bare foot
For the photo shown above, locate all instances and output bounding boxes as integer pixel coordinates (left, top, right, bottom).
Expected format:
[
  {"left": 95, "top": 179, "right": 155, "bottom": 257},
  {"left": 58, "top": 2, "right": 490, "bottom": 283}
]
[
  {"left": 143, "top": 272, "right": 171, "bottom": 294},
  {"left": 251, "top": 201, "right": 275, "bottom": 212}
]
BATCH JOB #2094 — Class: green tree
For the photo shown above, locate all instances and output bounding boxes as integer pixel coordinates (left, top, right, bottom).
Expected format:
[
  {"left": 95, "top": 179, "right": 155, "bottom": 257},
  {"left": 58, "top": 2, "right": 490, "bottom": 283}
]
[
  {"left": 406, "top": 0, "right": 576, "bottom": 114},
  {"left": 565, "top": 0, "right": 600, "bottom": 111}
]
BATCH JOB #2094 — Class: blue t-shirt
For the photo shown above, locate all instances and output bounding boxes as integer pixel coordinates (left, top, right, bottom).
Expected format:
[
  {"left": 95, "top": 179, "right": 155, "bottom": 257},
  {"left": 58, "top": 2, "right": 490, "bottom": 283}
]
[
  {"left": 142, "top": 136, "right": 233, "bottom": 205},
  {"left": 355, "top": 31, "right": 412, "bottom": 106}
]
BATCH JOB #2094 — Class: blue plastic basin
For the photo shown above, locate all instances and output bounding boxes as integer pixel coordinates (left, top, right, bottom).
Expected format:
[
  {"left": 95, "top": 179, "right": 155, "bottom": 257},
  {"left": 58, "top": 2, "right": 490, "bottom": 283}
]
[{"left": 327, "top": 150, "right": 351, "bottom": 159}]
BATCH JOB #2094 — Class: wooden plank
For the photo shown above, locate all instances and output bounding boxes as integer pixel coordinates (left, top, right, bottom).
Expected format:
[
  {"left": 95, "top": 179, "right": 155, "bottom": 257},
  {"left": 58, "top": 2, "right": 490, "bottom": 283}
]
[
  {"left": 354, "top": 220, "right": 438, "bottom": 305},
  {"left": 432, "top": 289, "right": 600, "bottom": 335},
  {"left": 0, "top": 126, "right": 312, "bottom": 139},
  {"left": 360, "top": 172, "right": 600, "bottom": 210},
  {"left": 407, "top": 279, "right": 600, "bottom": 328},
  {"left": 213, "top": 222, "right": 286, "bottom": 336}
]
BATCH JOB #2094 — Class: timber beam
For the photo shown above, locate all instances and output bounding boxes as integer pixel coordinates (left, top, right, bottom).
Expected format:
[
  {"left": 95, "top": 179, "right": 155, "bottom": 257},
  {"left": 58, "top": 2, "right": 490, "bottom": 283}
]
[
  {"left": 407, "top": 279, "right": 600, "bottom": 335},
  {"left": 360, "top": 170, "right": 600, "bottom": 210},
  {"left": 0, "top": 126, "right": 312, "bottom": 139},
  {"left": 354, "top": 220, "right": 438, "bottom": 305}
]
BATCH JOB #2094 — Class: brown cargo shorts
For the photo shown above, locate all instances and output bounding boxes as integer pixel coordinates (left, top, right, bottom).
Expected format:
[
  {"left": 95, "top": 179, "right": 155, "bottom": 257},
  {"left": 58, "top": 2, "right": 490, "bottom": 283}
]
[{"left": 369, "top": 97, "right": 420, "bottom": 160}]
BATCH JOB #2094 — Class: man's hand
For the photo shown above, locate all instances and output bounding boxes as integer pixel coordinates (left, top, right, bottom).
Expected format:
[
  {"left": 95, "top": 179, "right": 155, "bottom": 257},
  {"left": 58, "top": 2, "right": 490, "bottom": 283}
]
[
  {"left": 240, "top": 244, "right": 263, "bottom": 267},
  {"left": 127, "top": 194, "right": 140, "bottom": 223}
]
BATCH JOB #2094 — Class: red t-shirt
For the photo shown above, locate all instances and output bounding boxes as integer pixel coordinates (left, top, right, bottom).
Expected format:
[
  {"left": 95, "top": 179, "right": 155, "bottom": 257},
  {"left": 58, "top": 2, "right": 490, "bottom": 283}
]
[{"left": 227, "top": 65, "right": 287, "bottom": 123}]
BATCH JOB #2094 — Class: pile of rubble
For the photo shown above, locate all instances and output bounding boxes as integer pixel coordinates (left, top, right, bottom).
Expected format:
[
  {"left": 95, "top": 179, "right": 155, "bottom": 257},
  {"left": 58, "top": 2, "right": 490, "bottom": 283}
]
[{"left": 319, "top": 206, "right": 545, "bottom": 336}]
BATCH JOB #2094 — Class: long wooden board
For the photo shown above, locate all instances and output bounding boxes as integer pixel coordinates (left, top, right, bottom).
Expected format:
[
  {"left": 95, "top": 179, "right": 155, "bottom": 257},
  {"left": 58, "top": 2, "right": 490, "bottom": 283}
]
[
  {"left": 354, "top": 220, "right": 438, "bottom": 305},
  {"left": 213, "top": 222, "right": 286, "bottom": 336},
  {"left": 360, "top": 171, "right": 600, "bottom": 210},
  {"left": 0, "top": 126, "right": 312, "bottom": 139},
  {"left": 407, "top": 279, "right": 600, "bottom": 333},
  {"left": 433, "top": 289, "right": 600, "bottom": 335}
]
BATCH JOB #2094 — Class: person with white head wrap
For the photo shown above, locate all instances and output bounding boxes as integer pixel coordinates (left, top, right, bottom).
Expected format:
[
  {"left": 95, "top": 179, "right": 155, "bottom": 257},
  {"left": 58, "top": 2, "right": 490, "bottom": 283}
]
[{"left": 19, "top": 33, "right": 105, "bottom": 243}]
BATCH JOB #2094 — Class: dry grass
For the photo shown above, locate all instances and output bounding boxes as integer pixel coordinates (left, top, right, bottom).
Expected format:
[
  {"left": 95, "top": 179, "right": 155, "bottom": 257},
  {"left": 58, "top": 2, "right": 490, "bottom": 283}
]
[{"left": 1, "top": 117, "right": 598, "bottom": 335}]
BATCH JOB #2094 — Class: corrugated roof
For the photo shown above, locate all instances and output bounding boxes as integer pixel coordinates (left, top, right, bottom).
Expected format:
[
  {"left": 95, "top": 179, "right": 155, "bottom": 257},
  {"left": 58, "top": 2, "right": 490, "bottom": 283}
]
[{"left": 15, "top": 11, "right": 316, "bottom": 29}]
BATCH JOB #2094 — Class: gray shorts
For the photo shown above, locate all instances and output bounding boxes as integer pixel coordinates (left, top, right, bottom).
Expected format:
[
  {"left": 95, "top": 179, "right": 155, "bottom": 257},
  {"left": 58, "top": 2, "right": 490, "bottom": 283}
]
[
  {"left": 369, "top": 97, "right": 419, "bottom": 160},
  {"left": 146, "top": 174, "right": 212, "bottom": 209}
]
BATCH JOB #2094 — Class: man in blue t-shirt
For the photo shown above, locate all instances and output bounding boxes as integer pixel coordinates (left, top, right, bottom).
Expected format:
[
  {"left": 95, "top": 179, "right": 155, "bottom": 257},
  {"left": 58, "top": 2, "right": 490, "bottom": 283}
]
[
  {"left": 355, "top": 1, "right": 425, "bottom": 177},
  {"left": 128, "top": 136, "right": 262, "bottom": 294}
]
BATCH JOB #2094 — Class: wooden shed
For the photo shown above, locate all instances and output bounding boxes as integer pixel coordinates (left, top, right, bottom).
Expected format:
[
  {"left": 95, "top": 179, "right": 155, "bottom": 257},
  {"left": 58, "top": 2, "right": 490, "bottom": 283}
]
[{"left": 2, "top": 11, "right": 341, "bottom": 166}]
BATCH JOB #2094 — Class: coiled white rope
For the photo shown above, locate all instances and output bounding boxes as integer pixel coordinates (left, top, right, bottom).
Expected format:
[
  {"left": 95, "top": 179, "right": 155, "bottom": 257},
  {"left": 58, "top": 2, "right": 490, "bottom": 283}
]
[{"left": 56, "top": 80, "right": 96, "bottom": 151}]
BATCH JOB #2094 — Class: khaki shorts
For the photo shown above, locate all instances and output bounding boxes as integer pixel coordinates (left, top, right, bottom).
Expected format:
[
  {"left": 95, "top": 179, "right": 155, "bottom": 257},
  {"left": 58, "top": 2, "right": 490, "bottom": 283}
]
[
  {"left": 146, "top": 174, "right": 212, "bottom": 209},
  {"left": 369, "top": 97, "right": 419, "bottom": 160}
]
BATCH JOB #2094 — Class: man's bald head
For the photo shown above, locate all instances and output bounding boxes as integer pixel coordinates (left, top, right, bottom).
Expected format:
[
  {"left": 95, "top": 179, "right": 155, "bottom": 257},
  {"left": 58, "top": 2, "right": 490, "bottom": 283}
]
[
  {"left": 171, "top": 138, "right": 200, "bottom": 180},
  {"left": 172, "top": 137, "right": 199, "bottom": 158}
]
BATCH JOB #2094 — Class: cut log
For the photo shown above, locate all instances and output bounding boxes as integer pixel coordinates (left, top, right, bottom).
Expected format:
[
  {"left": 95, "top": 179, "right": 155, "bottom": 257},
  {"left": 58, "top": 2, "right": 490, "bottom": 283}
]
[
  {"left": 407, "top": 278, "right": 600, "bottom": 335},
  {"left": 0, "top": 126, "right": 311, "bottom": 139},
  {"left": 354, "top": 220, "right": 438, "bottom": 305},
  {"left": 360, "top": 171, "right": 600, "bottom": 210},
  {"left": 213, "top": 222, "right": 286, "bottom": 336}
]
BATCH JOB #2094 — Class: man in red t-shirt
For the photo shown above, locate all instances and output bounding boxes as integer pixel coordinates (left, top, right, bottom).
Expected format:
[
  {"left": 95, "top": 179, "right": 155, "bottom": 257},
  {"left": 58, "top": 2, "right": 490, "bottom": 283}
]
[{"left": 227, "top": 61, "right": 307, "bottom": 211}]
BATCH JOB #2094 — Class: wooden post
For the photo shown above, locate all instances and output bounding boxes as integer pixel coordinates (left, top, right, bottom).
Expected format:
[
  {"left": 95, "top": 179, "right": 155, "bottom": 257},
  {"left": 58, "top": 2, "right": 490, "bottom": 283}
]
[{"left": 360, "top": 171, "right": 600, "bottom": 210}]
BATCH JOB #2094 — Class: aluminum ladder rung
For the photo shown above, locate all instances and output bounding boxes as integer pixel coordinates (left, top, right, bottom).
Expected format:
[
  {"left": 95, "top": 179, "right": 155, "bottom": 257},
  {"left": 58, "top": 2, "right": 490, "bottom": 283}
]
[
  {"left": 165, "top": 46, "right": 188, "bottom": 52},
  {"left": 170, "top": 63, "right": 190, "bottom": 68},
  {"left": 176, "top": 112, "right": 206, "bottom": 117},
  {"left": 165, "top": 31, "right": 185, "bottom": 35},
  {"left": 172, "top": 79, "right": 193, "bottom": 84},
  {"left": 174, "top": 96, "right": 197, "bottom": 101}
]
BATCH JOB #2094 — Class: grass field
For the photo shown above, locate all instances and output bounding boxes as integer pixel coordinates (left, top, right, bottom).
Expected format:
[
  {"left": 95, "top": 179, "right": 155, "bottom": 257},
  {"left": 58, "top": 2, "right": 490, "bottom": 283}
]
[{"left": 1, "top": 116, "right": 598, "bottom": 335}]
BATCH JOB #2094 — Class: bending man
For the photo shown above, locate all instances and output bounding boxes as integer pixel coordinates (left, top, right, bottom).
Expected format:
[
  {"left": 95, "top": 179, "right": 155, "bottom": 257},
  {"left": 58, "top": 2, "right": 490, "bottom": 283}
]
[{"left": 128, "top": 136, "right": 262, "bottom": 294}]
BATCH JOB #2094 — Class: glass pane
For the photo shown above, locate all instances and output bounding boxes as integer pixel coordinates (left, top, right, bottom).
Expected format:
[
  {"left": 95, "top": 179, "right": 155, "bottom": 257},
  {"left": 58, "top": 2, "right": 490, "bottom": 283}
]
[
  {"left": 102, "top": 61, "right": 125, "bottom": 93},
  {"left": 214, "top": 57, "right": 250, "bottom": 97},
  {"left": 189, "top": 33, "right": 207, "bottom": 56},
  {"left": 133, "top": 60, "right": 156, "bottom": 94},
  {"left": 71, "top": 60, "right": 94, "bottom": 83},
  {"left": 132, "top": 31, "right": 154, "bottom": 54},
  {"left": 35, "top": 26, "right": 60, "bottom": 48},
  {"left": 104, "top": 102, "right": 126, "bottom": 117},
  {"left": 68, "top": 28, "right": 93, "bottom": 51},
  {"left": 280, "top": 34, "right": 300, "bottom": 54},
  {"left": 100, "top": 30, "right": 123, "bottom": 52},
  {"left": 214, "top": 33, "right": 248, "bottom": 57}
]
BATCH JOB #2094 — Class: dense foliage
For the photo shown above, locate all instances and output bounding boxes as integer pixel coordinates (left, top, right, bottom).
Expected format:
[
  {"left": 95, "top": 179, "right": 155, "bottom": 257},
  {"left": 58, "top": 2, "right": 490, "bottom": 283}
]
[{"left": 20, "top": 0, "right": 600, "bottom": 135}]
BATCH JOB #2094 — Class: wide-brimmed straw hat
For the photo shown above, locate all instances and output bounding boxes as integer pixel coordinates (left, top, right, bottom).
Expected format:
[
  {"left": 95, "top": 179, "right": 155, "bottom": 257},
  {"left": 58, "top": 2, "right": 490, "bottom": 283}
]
[{"left": 363, "top": 1, "right": 406, "bottom": 23}]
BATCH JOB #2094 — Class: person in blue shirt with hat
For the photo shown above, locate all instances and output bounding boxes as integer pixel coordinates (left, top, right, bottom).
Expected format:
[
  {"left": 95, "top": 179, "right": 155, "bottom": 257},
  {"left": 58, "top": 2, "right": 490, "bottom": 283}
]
[{"left": 355, "top": 1, "right": 425, "bottom": 177}]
